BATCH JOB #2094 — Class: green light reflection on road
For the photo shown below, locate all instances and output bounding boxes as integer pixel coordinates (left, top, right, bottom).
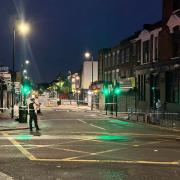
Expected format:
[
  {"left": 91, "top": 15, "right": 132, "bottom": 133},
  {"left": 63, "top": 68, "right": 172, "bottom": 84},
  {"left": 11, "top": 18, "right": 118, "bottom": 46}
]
[
  {"left": 96, "top": 135, "right": 131, "bottom": 142},
  {"left": 15, "top": 134, "right": 33, "bottom": 140},
  {"left": 109, "top": 119, "right": 134, "bottom": 127}
]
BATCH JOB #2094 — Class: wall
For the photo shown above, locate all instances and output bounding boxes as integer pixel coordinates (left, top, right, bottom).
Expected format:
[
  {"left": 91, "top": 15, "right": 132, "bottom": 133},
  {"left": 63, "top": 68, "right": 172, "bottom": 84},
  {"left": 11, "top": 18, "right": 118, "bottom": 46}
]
[{"left": 81, "top": 61, "right": 98, "bottom": 89}]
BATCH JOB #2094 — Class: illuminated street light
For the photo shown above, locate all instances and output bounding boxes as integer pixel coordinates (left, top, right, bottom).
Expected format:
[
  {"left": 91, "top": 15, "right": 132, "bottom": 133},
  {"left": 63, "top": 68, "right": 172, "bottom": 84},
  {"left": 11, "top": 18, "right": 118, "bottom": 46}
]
[
  {"left": 17, "top": 21, "right": 31, "bottom": 37},
  {"left": 84, "top": 52, "right": 91, "bottom": 59},
  {"left": 25, "top": 60, "right": 30, "bottom": 65},
  {"left": 23, "top": 69, "right": 27, "bottom": 74},
  {"left": 11, "top": 20, "right": 31, "bottom": 118}
]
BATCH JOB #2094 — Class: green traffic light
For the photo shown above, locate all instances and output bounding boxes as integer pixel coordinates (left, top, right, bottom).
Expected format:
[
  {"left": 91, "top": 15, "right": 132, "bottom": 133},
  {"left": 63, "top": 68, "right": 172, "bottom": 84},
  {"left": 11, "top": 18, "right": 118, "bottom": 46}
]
[
  {"left": 21, "top": 85, "right": 31, "bottom": 95},
  {"left": 102, "top": 87, "right": 109, "bottom": 96},
  {"left": 114, "top": 86, "right": 121, "bottom": 95}
]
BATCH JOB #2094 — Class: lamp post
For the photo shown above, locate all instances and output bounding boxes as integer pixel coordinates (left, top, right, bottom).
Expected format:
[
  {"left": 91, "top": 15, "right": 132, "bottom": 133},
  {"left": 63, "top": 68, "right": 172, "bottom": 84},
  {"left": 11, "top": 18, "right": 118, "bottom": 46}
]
[
  {"left": 11, "top": 21, "right": 31, "bottom": 118},
  {"left": 84, "top": 52, "right": 94, "bottom": 111}
]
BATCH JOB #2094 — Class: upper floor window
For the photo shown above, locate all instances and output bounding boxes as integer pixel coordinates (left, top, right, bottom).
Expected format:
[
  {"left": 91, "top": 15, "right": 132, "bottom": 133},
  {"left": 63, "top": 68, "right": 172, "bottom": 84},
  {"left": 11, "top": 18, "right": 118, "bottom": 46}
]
[
  {"left": 104, "top": 55, "right": 107, "bottom": 67},
  {"left": 121, "top": 50, "right": 125, "bottom": 63},
  {"left": 143, "top": 40, "right": 150, "bottom": 63},
  {"left": 116, "top": 50, "right": 120, "bottom": 65},
  {"left": 126, "top": 48, "right": 130, "bottom": 62},
  {"left": 112, "top": 52, "right": 115, "bottom": 66},
  {"left": 108, "top": 54, "right": 111, "bottom": 67},
  {"left": 133, "top": 43, "right": 136, "bottom": 56},
  {"left": 154, "top": 36, "right": 158, "bottom": 61}
]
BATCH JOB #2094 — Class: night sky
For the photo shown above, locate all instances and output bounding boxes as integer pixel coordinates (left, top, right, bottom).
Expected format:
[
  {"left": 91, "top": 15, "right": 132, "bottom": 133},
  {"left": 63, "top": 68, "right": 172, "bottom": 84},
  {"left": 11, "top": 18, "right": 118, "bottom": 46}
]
[{"left": 0, "top": 0, "right": 162, "bottom": 83}]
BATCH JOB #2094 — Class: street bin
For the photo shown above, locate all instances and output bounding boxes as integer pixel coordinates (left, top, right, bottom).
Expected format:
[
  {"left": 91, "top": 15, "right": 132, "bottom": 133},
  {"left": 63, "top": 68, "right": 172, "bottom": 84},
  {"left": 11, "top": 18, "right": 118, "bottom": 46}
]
[{"left": 19, "top": 106, "right": 28, "bottom": 123}]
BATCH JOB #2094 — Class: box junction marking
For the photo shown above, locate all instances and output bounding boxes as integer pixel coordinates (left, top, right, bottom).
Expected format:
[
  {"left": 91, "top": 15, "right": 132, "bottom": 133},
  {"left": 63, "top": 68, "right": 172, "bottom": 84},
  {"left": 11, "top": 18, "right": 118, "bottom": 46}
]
[{"left": 1, "top": 132, "right": 180, "bottom": 166}]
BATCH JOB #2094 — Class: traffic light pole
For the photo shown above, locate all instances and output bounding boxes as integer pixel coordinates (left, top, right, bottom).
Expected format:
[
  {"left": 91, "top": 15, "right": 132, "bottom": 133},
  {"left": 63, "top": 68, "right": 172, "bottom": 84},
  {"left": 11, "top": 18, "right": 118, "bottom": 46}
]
[
  {"left": 116, "top": 95, "right": 118, "bottom": 117},
  {"left": 11, "top": 28, "right": 15, "bottom": 119},
  {"left": 105, "top": 96, "right": 107, "bottom": 115}
]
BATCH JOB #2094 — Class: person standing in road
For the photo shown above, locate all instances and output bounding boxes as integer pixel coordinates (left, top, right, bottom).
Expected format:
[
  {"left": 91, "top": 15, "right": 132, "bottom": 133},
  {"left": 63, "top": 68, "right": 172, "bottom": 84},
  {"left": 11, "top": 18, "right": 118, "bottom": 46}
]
[
  {"left": 29, "top": 98, "right": 41, "bottom": 132},
  {"left": 156, "top": 99, "right": 162, "bottom": 123}
]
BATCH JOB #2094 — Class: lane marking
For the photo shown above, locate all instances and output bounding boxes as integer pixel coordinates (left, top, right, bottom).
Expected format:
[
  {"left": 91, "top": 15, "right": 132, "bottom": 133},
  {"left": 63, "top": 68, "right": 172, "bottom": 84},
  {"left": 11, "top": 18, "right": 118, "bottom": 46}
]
[
  {"left": 2, "top": 132, "right": 36, "bottom": 161},
  {"left": 77, "top": 118, "right": 106, "bottom": 130},
  {"left": 32, "top": 158, "right": 180, "bottom": 165},
  {"left": 89, "top": 124, "right": 106, "bottom": 130},
  {"left": 77, "top": 119, "right": 87, "bottom": 124}
]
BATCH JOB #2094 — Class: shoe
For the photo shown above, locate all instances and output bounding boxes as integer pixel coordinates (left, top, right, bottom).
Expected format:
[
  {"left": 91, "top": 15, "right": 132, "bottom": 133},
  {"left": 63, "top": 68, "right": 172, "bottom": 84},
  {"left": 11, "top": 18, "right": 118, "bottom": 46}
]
[{"left": 36, "top": 128, "right": 41, "bottom": 131}]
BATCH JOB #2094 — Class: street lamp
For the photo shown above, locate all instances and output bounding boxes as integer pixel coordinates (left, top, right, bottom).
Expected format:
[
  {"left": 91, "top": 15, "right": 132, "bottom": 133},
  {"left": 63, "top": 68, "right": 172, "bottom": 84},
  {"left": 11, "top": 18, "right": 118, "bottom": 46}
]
[
  {"left": 11, "top": 20, "right": 31, "bottom": 118},
  {"left": 84, "top": 51, "right": 94, "bottom": 111},
  {"left": 25, "top": 60, "right": 30, "bottom": 65},
  {"left": 23, "top": 69, "right": 27, "bottom": 74}
]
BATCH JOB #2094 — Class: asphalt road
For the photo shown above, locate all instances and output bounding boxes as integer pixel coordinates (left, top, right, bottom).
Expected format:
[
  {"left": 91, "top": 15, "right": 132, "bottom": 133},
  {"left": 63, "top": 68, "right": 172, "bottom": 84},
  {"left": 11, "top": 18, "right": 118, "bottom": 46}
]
[{"left": 0, "top": 108, "right": 180, "bottom": 180}]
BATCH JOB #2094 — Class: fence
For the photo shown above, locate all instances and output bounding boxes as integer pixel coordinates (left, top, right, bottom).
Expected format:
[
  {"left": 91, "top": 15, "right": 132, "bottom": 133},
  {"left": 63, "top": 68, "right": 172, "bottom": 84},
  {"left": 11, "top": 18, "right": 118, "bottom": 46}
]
[{"left": 128, "top": 111, "right": 180, "bottom": 129}]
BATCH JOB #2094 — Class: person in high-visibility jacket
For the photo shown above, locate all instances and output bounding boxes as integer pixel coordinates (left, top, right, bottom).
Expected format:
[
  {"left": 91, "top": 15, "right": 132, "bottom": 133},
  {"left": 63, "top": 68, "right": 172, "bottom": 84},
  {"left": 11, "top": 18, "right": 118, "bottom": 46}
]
[{"left": 29, "top": 98, "right": 41, "bottom": 132}]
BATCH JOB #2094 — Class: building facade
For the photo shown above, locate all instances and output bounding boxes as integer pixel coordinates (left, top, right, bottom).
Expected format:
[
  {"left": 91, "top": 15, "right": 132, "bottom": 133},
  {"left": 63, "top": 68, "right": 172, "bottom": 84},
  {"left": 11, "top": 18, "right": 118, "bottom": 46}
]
[
  {"left": 98, "top": 34, "right": 138, "bottom": 112},
  {"left": 136, "top": 0, "right": 180, "bottom": 113},
  {"left": 98, "top": 0, "right": 180, "bottom": 113}
]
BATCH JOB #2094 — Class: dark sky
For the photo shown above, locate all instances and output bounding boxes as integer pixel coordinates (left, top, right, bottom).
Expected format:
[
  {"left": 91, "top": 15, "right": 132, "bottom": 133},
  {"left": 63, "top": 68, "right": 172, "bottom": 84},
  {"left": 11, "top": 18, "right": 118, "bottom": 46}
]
[{"left": 0, "top": 0, "right": 162, "bottom": 83}]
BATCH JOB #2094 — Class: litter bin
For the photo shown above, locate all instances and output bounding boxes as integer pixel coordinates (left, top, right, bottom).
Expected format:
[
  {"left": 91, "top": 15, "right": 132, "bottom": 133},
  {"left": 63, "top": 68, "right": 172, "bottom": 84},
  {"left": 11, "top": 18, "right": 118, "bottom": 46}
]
[{"left": 19, "top": 106, "right": 28, "bottom": 123}]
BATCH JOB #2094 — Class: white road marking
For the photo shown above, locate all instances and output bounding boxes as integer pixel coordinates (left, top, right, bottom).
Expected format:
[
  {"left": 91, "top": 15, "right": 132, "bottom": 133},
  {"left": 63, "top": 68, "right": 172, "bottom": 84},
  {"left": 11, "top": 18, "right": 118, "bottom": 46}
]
[
  {"left": 89, "top": 124, "right": 106, "bottom": 130},
  {"left": 77, "top": 119, "right": 87, "bottom": 124}
]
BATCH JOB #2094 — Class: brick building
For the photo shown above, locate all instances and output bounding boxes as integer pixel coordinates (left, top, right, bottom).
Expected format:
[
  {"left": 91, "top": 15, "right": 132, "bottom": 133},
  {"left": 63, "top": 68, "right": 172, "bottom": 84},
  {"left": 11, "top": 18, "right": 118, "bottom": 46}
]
[
  {"left": 98, "top": 0, "right": 180, "bottom": 113},
  {"left": 136, "top": 0, "right": 180, "bottom": 112}
]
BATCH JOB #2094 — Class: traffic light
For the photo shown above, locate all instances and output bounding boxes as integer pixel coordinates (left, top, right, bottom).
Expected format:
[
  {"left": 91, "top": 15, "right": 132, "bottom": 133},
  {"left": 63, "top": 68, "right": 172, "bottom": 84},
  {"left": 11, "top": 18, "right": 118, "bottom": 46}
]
[
  {"left": 21, "top": 80, "right": 31, "bottom": 95},
  {"left": 102, "top": 84, "right": 110, "bottom": 96},
  {"left": 113, "top": 83, "right": 121, "bottom": 96}
]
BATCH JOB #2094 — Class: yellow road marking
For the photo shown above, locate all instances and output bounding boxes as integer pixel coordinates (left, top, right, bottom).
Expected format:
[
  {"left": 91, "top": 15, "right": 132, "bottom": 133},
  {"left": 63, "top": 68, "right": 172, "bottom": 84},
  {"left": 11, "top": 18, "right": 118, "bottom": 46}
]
[
  {"left": 2, "top": 132, "right": 36, "bottom": 160},
  {"left": 1, "top": 132, "right": 180, "bottom": 166}
]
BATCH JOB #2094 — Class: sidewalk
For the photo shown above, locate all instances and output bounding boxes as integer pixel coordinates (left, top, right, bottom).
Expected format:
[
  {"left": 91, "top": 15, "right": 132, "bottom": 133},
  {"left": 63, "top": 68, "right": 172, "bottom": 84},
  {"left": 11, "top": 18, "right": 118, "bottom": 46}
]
[{"left": 0, "top": 109, "right": 29, "bottom": 132}]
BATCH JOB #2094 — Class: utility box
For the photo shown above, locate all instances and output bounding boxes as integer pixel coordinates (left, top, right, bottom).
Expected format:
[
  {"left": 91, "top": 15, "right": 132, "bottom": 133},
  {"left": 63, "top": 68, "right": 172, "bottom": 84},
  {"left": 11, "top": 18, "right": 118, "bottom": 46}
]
[{"left": 19, "top": 106, "right": 28, "bottom": 123}]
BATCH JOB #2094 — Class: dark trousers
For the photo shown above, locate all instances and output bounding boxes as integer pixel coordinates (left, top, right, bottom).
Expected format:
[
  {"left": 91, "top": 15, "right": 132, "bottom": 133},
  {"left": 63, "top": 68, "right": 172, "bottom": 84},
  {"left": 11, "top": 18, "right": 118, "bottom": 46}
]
[{"left": 29, "top": 114, "right": 39, "bottom": 131}]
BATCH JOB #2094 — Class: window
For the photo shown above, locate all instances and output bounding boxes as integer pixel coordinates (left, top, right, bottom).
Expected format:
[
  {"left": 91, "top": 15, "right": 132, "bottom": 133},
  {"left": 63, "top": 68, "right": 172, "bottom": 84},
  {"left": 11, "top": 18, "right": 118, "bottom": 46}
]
[
  {"left": 112, "top": 52, "right": 115, "bottom": 66},
  {"left": 143, "top": 40, "right": 150, "bottom": 63},
  {"left": 104, "top": 55, "right": 107, "bottom": 67},
  {"left": 138, "top": 74, "right": 146, "bottom": 101},
  {"left": 133, "top": 43, "right": 136, "bottom": 56},
  {"left": 154, "top": 36, "right": 158, "bottom": 60},
  {"left": 116, "top": 50, "right": 120, "bottom": 65},
  {"left": 108, "top": 54, "right": 111, "bottom": 67},
  {"left": 126, "top": 48, "right": 130, "bottom": 62},
  {"left": 112, "top": 70, "right": 115, "bottom": 81},
  {"left": 116, "top": 69, "right": 119, "bottom": 80},
  {"left": 166, "top": 71, "right": 180, "bottom": 103},
  {"left": 104, "top": 72, "right": 107, "bottom": 81},
  {"left": 136, "top": 41, "right": 141, "bottom": 63},
  {"left": 121, "top": 50, "right": 125, "bottom": 63}
]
